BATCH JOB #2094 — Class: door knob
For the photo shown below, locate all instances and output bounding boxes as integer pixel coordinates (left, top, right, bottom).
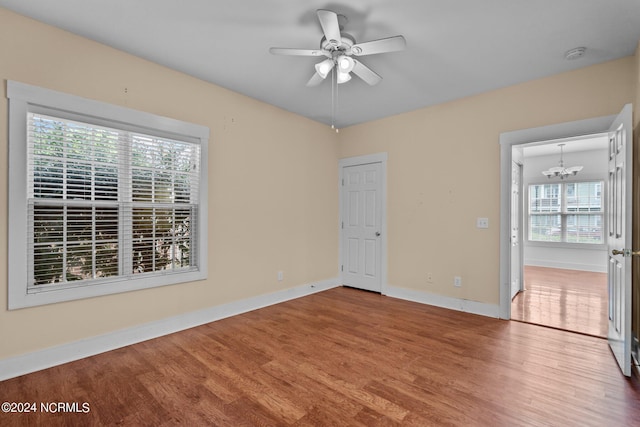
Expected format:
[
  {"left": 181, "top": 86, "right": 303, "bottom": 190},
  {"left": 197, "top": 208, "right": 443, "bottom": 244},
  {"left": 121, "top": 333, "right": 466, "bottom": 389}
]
[
  {"left": 611, "top": 249, "right": 640, "bottom": 256},
  {"left": 375, "top": 232, "right": 381, "bottom": 237}
]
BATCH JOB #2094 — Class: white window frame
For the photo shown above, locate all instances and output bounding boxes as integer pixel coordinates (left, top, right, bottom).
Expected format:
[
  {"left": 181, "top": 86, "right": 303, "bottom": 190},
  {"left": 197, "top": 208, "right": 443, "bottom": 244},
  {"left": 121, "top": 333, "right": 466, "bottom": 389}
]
[
  {"left": 527, "top": 180, "right": 605, "bottom": 247},
  {"left": 8, "top": 81, "right": 209, "bottom": 309}
]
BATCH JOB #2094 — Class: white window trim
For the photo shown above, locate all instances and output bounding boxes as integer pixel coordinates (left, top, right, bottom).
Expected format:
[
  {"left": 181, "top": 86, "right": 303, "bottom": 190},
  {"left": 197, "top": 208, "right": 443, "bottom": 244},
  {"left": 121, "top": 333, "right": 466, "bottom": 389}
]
[{"left": 7, "top": 81, "right": 209, "bottom": 309}]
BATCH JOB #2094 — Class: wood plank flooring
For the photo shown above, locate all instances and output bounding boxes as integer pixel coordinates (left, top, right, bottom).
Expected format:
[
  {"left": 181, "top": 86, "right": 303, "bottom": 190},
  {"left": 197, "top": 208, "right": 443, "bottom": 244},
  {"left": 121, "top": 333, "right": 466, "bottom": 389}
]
[
  {"left": 511, "top": 266, "right": 608, "bottom": 337},
  {"left": 1, "top": 286, "right": 638, "bottom": 426}
]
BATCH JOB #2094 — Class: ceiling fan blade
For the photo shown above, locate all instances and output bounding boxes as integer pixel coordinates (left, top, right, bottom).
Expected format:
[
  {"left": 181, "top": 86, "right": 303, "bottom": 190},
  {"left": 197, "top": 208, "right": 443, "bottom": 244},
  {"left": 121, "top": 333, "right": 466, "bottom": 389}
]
[
  {"left": 317, "top": 10, "right": 342, "bottom": 47},
  {"left": 351, "top": 35, "right": 406, "bottom": 56},
  {"left": 352, "top": 59, "right": 382, "bottom": 86},
  {"left": 306, "top": 72, "right": 325, "bottom": 87},
  {"left": 269, "top": 47, "right": 324, "bottom": 56}
]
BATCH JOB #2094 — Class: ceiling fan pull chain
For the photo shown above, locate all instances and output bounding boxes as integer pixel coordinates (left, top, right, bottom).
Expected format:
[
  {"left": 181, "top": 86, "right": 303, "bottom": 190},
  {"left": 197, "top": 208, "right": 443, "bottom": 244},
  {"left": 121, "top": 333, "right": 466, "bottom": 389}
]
[
  {"left": 334, "top": 68, "right": 339, "bottom": 133},
  {"left": 331, "top": 67, "right": 336, "bottom": 132}
]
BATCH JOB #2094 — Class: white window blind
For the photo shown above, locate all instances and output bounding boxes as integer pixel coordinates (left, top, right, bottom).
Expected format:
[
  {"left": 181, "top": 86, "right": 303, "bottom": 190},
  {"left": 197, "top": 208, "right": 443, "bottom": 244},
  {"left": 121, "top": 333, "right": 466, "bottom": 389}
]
[
  {"left": 28, "top": 113, "right": 201, "bottom": 289},
  {"left": 8, "top": 80, "right": 209, "bottom": 309}
]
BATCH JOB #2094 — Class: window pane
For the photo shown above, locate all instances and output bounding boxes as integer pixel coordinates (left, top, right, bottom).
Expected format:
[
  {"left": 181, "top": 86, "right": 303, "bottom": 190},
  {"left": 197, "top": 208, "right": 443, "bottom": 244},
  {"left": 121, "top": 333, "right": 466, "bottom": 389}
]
[
  {"left": 34, "top": 245, "right": 64, "bottom": 285},
  {"left": 66, "top": 242, "right": 93, "bottom": 281},
  {"left": 33, "top": 159, "right": 63, "bottom": 198},
  {"left": 132, "top": 168, "right": 153, "bottom": 201},
  {"left": 33, "top": 204, "right": 63, "bottom": 243},
  {"left": 566, "top": 181, "right": 602, "bottom": 213},
  {"left": 133, "top": 239, "right": 154, "bottom": 274},
  {"left": 530, "top": 214, "right": 561, "bottom": 242},
  {"left": 154, "top": 171, "right": 172, "bottom": 202},
  {"left": 132, "top": 206, "right": 194, "bottom": 274},
  {"left": 30, "top": 114, "right": 120, "bottom": 202},
  {"left": 66, "top": 162, "right": 92, "bottom": 200},
  {"left": 174, "top": 208, "right": 192, "bottom": 267},
  {"left": 566, "top": 214, "right": 603, "bottom": 244},
  {"left": 95, "top": 206, "right": 119, "bottom": 278},
  {"left": 132, "top": 207, "right": 155, "bottom": 273},
  {"left": 174, "top": 238, "right": 191, "bottom": 267},
  {"left": 530, "top": 184, "right": 561, "bottom": 213},
  {"left": 95, "top": 166, "right": 118, "bottom": 201},
  {"left": 33, "top": 204, "right": 64, "bottom": 285},
  {"left": 131, "top": 135, "right": 199, "bottom": 204},
  {"left": 95, "top": 244, "right": 119, "bottom": 277}
]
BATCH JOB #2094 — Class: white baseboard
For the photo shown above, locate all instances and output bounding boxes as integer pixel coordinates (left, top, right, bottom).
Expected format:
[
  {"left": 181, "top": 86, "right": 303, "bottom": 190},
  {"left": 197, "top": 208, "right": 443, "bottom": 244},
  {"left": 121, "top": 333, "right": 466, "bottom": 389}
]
[
  {"left": 0, "top": 278, "right": 340, "bottom": 382},
  {"left": 384, "top": 284, "right": 500, "bottom": 318}
]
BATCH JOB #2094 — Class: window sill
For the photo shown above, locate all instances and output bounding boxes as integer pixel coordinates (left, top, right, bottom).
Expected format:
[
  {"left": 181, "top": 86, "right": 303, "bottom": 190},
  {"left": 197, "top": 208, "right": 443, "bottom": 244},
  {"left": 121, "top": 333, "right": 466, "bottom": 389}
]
[{"left": 525, "top": 240, "right": 607, "bottom": 251}]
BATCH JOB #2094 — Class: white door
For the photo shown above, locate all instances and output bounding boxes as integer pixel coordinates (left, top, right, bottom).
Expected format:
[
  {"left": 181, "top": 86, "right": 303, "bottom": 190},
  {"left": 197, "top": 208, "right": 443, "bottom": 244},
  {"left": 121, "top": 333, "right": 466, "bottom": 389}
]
[
  {"left": 341, "top": 162, "right": 383, "bottom": 292},
  {"left": 510, "top": 161, "right": 523, "bottom": 300},
  {"left": 607, "top": 103, "right": 633, "bottom": 377}
]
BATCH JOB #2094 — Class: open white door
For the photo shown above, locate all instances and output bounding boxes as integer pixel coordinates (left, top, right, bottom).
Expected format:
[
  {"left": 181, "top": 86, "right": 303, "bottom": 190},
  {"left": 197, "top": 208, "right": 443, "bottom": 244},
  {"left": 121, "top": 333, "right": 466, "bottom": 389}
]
[
  {"left": 510, "top": 161, "right": 523, "bottom": 300},
  {"left": 607, "top": 103, "right": 633, "bottom": 377}
]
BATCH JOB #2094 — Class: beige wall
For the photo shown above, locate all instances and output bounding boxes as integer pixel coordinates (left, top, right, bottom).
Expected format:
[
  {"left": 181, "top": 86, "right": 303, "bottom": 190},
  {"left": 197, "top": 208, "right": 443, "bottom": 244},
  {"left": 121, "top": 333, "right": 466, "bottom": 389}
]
[
  {"left": 0, "top": 9, "right": 339, "bottom": 359},
  {"left": 338, "top": 56, "right": 635, "bottom": 305}
]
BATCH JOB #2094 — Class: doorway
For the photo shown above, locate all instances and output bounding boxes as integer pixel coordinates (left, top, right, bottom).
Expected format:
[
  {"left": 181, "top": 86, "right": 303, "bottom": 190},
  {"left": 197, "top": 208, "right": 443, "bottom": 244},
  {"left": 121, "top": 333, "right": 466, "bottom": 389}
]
[
  {"left": 499, "top": 105, "right": 634, "bottom": 376},
  {"left": 339, "top": 153, "right": 387, "bottom": 293},
  {"left": 510, "top": 135, "right": 609, "bottom": 338}
]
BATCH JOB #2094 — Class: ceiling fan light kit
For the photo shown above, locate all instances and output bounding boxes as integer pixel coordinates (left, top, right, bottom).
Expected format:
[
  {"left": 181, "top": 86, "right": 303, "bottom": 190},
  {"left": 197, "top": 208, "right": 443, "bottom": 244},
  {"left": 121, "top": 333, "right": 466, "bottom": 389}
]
[
  {"left": 338, "top": 55, "right": 355, "bottom": 73},
  {"left": 315, "top": 58, "right": 335, "bottom": 78},
  {"left": 337, "top": 71, "right": 351, "bottom": 84}
]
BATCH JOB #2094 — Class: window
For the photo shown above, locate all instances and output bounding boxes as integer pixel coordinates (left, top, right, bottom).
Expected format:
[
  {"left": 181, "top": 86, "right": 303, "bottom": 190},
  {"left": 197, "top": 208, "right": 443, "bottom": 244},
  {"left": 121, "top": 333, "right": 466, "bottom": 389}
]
[
  {"left": 8, "top": 81, "right": 209, "bottom": 309},
  {"left": 528, "top": 181, "right": 603, "bottom": 244}
]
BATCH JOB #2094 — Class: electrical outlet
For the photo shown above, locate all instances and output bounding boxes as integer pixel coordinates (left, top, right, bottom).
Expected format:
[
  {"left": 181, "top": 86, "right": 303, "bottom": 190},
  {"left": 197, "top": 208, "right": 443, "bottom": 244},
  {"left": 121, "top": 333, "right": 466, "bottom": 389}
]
[
  {"left": 454, "top": 276, "right": 462, "bottom": 287},
  {"left": 476, "top": 217, "right": 489, "bottom": 229},
  {"left": 277, "top": 271, "right": 283, "bottom": 281},
  {"left": 427, "top": 272, "right": 433, "bottom": 283}
]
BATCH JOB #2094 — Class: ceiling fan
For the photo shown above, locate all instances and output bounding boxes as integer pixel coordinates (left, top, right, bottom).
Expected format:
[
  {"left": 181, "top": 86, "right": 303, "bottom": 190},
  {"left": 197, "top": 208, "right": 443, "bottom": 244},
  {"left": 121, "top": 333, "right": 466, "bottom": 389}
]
[{"left": 270, "top": 9, "right": 406, "bottom": 87}]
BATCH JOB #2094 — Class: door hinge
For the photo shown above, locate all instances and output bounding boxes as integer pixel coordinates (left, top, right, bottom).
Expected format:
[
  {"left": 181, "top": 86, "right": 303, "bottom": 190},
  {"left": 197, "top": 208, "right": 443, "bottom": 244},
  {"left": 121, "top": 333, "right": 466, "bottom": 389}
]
[
  {"left": 342, "top": 221, "right": 344, "bottom": 229},
  {"left": 342, "top": 179, "right": 344, "bottom": 186},
  {"left": 341, "top": 265, "right": 343, "bottom": 272}
]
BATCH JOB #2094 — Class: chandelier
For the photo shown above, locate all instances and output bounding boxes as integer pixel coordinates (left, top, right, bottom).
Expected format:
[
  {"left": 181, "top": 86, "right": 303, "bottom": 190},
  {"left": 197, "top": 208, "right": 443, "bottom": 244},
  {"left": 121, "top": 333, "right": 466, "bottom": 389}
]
[{"left": 541, "top": 143, "right": 583, "bottom": 179}]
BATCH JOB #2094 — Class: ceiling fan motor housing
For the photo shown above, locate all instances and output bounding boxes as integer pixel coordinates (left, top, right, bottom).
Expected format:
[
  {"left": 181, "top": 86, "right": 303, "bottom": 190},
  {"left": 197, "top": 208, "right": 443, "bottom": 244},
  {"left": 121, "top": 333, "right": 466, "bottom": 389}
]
[{"left": 321, "top": 33, "right": 355, "bottom": 55}]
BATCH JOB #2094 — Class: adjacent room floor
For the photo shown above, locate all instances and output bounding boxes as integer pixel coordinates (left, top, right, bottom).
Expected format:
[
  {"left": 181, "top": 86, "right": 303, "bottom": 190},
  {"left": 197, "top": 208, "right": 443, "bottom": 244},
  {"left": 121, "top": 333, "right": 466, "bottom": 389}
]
[
  {"left": 511, "top": 265, "right": 608, "bottom": 338},
  {"left": 1, "top": 286, "right": 637, "bottom": 426}
]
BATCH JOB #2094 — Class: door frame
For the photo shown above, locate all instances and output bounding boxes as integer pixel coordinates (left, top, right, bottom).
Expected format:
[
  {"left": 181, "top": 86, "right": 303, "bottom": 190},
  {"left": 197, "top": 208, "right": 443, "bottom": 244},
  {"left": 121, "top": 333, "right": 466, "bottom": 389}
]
[
  {"left": 499, "top": 115, "right": 616, "bottom": 319},
  {"left": 339, "top": 153, "right": 388, "bottom": 293}
]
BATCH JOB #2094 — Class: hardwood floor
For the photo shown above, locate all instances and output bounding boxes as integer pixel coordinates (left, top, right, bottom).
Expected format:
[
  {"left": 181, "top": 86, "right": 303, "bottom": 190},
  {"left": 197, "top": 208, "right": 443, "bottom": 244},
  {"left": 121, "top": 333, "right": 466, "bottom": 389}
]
[
  {"left": 512, "top": 266, "right": 608, "bottom": 337},
  {"left": 1, "top": 286, "right": 638, "bottom": 426}
]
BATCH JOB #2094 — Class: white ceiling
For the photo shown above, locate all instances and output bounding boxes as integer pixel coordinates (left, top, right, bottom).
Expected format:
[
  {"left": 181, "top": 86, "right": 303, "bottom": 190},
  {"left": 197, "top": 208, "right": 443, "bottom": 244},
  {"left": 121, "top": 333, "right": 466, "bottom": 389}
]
[{"left": 2, "top": 0, "right": 640, "bottom": 129}]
